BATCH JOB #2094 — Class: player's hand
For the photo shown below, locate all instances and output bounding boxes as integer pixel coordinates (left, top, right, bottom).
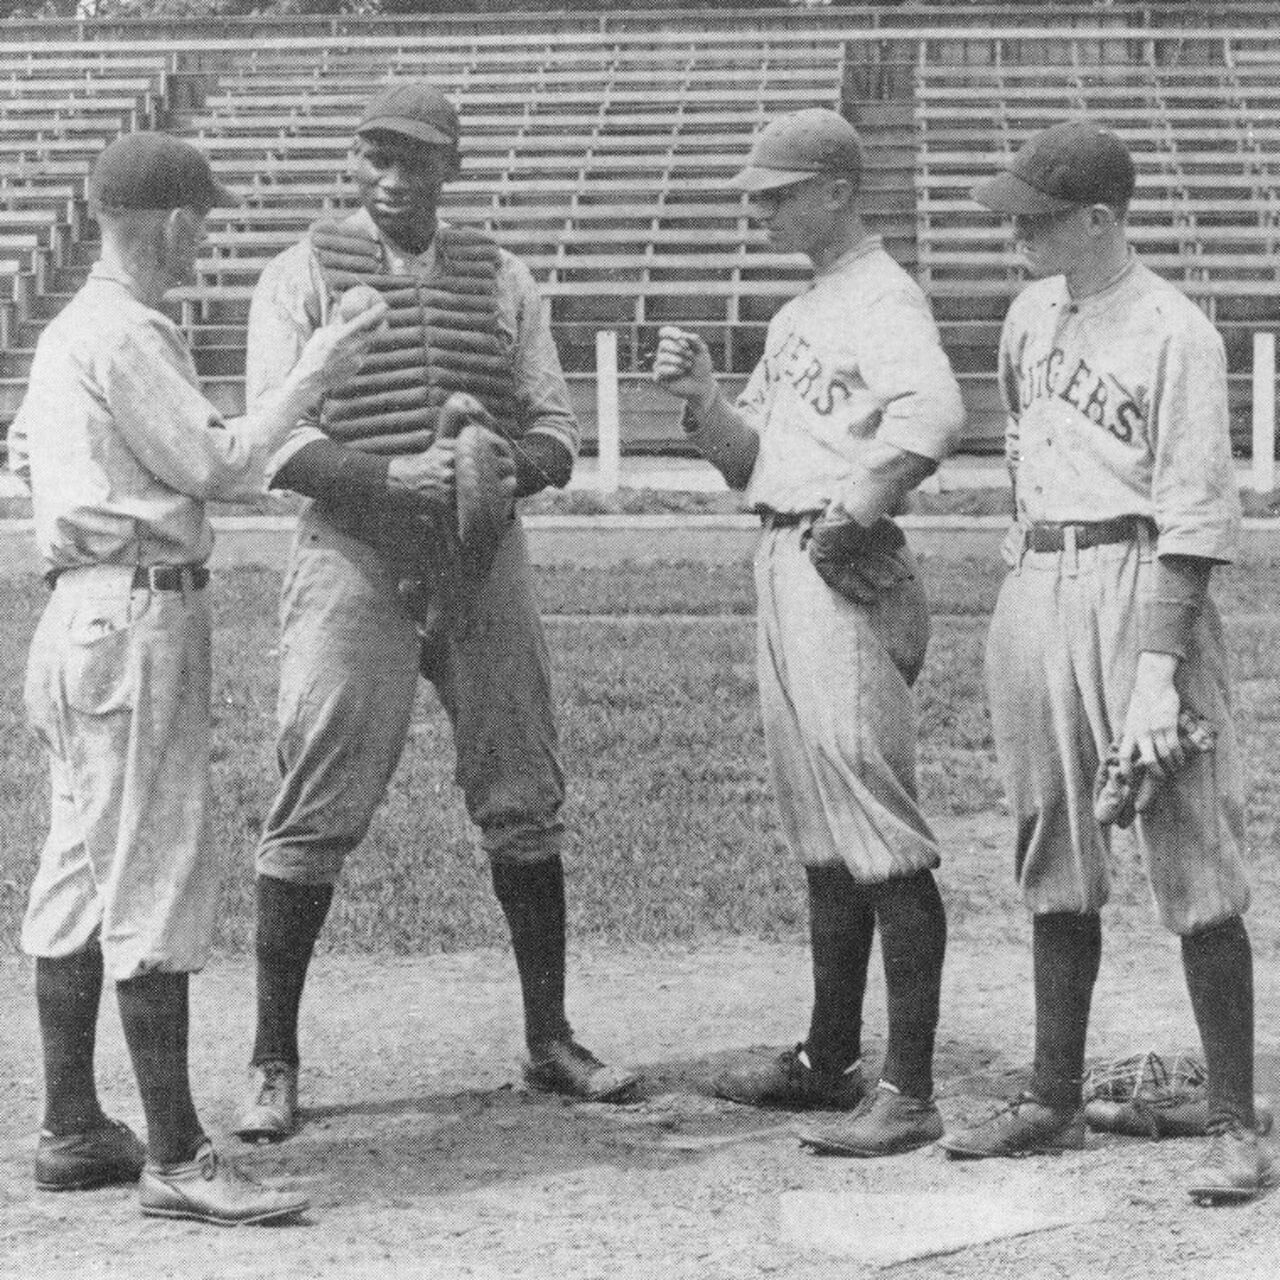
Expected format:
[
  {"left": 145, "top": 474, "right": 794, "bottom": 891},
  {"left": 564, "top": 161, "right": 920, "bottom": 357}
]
[
  {"left": 387, "top": 439, "right": 457, "bottom": 517},
  {"left": 1118, "top": 651, "right": 1185, "bottom": 782},
  {"left": 294, "top": 292, "right": 389, "bottom": 392},
  {"left": 652, "top": 325, "right": 718, "bottom": 411}
]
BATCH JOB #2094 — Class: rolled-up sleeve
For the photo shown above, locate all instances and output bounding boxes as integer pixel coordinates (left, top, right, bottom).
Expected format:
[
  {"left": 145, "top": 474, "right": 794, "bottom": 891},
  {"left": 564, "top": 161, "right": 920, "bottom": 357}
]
[
  {"left": 504, "top": 254, "right": 580, "bottom": 461},
  {"left": 1150, "top": 324, "right": 1240, "bottom": 562},
  {"left": 857, "top": 287, "right": 966, "bottom": 462}
]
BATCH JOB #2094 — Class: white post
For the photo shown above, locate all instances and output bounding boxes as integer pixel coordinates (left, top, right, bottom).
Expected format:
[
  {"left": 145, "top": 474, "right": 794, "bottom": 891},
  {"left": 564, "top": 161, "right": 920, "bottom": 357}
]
[
  {"left": 595, "top": 329, "right": 621, "bottom": 494},
  {"left": 1253, "top": 331, "right": 1276, "bottom": 494}
]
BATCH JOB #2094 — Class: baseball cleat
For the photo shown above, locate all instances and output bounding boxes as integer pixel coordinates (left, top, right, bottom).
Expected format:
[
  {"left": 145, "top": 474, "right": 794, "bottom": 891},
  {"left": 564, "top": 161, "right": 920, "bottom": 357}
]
[
  {"left": 35, "top": 1118, "right": 146, "bottom": 1191},
  {"left": 711, "top": 1045, "right": 866, "bottom": 1112},
  {"left": 798, "top": 1082, "right": 943, "bottom": 1156},
  {"left": 233, "top": 1060, "right": 299, "bottom": 1144},
  {"left": 1187, "top": 1125, "right": 1273, "bottom": 1205},
  {"left": 523, "top": 1038, "right": 640, "bottom": 1103},
  {"left": 940, "top": 1093, "right": 1086, "bottom": 1159},
  {"left": 139, "top": 1142, "right": 309, "bottom": 1226}
]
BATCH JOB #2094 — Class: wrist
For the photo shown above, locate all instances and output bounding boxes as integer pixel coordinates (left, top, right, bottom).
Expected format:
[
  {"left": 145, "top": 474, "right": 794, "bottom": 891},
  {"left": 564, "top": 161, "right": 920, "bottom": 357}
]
[{"left": 1136, "top": 649, "right": 1180, "bottom": 680}]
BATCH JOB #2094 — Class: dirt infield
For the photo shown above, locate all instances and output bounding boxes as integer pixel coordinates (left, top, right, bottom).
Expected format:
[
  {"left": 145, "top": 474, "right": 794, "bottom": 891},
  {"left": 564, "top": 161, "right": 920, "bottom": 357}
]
[{"left": 3, "top": 812, "right": 1277, "bottom": 1280}]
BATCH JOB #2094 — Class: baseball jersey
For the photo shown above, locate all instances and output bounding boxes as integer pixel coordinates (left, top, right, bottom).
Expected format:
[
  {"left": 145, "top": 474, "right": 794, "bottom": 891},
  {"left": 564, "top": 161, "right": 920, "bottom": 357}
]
[
  {"left": 247, "top": 207, "right": 579, "bottom": 480},
  {"left": 999, "top": 258, "right": 1240, "bottom": 561},
  {"left": 9, "top": 266, "right": 274, "bottom": 573},
  {"left": 726, "top": 236, "right": 964, "bottom": 514}
]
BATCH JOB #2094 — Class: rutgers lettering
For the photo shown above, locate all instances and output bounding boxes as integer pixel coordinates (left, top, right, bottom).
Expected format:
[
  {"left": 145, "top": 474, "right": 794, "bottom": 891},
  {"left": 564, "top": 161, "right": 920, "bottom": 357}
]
[
  {"left": 1016, "top": 346, "right": 1145, "bottom": 444},
  {"left": 753, "top": 329, "right": 852, "bottom": 418}
]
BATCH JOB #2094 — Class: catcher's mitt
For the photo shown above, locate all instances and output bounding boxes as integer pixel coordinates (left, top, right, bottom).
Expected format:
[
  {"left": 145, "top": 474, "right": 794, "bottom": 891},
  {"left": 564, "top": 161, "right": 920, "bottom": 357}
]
[
  {"left": 436, "top": 393, "right": 517, "bottom": 580},
  {"left": 399, "top": 394, "right": 515, "bottom": 667},
  {"left": 806, "top": 514, "right": 912, "bottom": 607},
  {"left": 1093, "top": 710, "right": 1217, "bottom": 829},
  {"left": 1082, "top": 1051, "right": 1273, "bottom": 1139}
]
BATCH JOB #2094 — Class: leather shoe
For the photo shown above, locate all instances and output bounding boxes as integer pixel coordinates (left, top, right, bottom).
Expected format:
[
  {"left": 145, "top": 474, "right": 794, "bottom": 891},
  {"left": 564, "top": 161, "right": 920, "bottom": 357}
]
[
  {"left": 139, "top": 1142, "right": 309, "bottom": 1225},
  {"left": 941, "top": 1093, "right": 1086, "bottom": 1159},
  {"left": 524, "top": 1038, "right": 640, "bottom": 1103},
  {"left": 233, "top": 1060, "right": 299, "bottom": 1144},
  {"left": 798, "top": 1082, "right": 943, "bottom": 1156},
  {"left": 35, "top": 1119, "right": 146, "bottom": 1191},
  {"left": 1188, "top": 1124, "right": 1273, "bottom": 1205},
  {"left": 712, "top": 1045, "right": 866, "bottom": 1112}
]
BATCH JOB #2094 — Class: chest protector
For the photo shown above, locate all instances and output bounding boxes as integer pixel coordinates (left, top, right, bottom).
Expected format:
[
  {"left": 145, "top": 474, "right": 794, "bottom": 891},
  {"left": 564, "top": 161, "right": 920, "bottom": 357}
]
[{"left": 310, "top": 221, "right": 520, "bottom": 454}]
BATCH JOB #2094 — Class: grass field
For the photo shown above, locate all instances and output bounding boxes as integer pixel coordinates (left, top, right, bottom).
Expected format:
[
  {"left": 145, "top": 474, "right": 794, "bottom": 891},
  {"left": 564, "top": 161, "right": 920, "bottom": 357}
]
[{"left": 1, "top": 551, "right": 1279, "bottom": 957}]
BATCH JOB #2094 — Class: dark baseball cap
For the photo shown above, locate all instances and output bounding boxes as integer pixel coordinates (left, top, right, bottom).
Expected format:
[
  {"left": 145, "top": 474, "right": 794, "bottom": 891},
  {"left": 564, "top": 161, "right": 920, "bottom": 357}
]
[
  {"left": 88, "top": 131, "right": 235, "bottom": 212},
  {"left": 971, "top": 121, "right": 1135, "bottom": 216},
  {"left": 729, "top": 108, "right": 863, "bottom": 193},
  {"left": 356, "top": 82, "right": 460, "bottom": 147}
]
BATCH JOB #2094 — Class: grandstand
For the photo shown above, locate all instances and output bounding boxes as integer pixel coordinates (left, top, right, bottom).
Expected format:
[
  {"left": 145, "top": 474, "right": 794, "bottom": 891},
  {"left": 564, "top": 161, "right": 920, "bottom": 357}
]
[{"left": 2, "top": 4, "right": 1280, "bottom": 456}]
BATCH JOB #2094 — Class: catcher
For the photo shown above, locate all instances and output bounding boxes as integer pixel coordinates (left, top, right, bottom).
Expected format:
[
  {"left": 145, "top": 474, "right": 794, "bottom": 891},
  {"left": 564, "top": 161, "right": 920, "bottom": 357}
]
[
  {"left": 654, "top": 109, "right": 965, "bottom": 1156},
  {"left": 233, "top": 82, "right": 638, "bottom": 1143}
]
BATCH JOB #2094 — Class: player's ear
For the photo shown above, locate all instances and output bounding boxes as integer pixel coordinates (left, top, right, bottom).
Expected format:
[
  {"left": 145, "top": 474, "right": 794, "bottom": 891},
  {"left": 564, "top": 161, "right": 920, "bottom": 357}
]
[
  {"left": 826, "top": 177, "right": 856, "bottom": 211},
  {"left": 1084, "top": 204, "right": 1117, "bottom": 236},
  {"left": 439, "top": 145, "right": 462, "bottom": 182}
]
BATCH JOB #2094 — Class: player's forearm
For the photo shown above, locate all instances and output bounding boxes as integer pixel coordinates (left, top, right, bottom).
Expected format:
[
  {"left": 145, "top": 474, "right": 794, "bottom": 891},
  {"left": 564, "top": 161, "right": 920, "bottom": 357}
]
[
  {"left": 1139, "top": 553, "right": 1212, "bottom": 661},
  {"left": 682, "top": 390, "right": 760, "bottom": 492},
  {"left": 830, "top": 442, "right": 937, "bottom": 525},
  {"left": 271, "top": 437, "right": 391, "bottom": 505}
]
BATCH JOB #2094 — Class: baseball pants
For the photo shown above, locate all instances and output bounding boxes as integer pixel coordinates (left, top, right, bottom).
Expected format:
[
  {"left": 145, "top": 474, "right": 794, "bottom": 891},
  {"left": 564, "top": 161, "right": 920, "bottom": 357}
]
[
  {"left": 22, "top": 565, "right": 218, "bottom": 981},
  {"left": 256, "top": 505, "right": 565, "bottom": 885},
  {"left": 754, "top": 525, "right": 941, "bottom": 881},
  {"left": 985, "top": 533, "right": 1249, "bottom": 934}
]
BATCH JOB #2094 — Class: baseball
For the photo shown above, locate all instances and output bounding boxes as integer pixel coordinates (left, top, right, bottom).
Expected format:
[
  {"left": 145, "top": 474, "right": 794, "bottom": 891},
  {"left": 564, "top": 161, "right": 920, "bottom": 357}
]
[{"left": 336, "top": 283, "right": 383, "bottom": 320}]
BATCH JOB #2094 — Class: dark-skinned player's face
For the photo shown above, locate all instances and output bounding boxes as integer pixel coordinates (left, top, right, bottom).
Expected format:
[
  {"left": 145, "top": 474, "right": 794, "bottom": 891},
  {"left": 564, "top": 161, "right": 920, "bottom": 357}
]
[{"left": 351, "top": 131, "right": 459, "bottom": 253}]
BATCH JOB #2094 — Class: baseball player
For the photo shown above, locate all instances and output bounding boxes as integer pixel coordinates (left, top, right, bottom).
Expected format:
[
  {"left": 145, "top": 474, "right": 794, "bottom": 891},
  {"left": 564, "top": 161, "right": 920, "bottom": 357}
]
[
  {"left": 937, "top": 122, "right": 1267, "bottom": 1203},
  {"left": 11, "top": 132, "right": 384, "bottom": 1223},
  {"left": 654, "top": 109, "right": 965, "bottom": 1157},
  {"left": 232, "top": 82, "right": 637, "bottom": 1144}
]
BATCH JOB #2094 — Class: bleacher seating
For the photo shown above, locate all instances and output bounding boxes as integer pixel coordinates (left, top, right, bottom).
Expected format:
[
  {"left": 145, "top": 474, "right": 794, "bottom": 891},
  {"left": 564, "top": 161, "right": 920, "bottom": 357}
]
[{"left": 1, "top": 13, "right": 1280, "bottom": 452}]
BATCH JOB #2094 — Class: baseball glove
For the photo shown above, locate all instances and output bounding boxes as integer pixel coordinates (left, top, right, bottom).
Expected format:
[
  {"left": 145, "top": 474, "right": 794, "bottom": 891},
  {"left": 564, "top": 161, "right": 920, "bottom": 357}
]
[
  {"left": 1082, "top": 1051, "right": 1272, "bottom": 1139},
  {"left": 806, "top": 513, "right": 912, "bottom": 607},
  {"left": 436, "top": 393, "right": 517, "bottom": 581},
  {"left": 1093, "top": 710, "right": 1217, "bottom": 829},
  {"left": 401, "top": 394, "right": 515, "bottom": 670}
]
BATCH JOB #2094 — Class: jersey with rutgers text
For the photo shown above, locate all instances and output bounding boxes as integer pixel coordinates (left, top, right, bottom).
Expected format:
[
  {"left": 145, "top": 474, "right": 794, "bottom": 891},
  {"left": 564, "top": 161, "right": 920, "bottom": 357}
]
[{"left": 999, "top": 258, "right": 1239, "bottom": 561}]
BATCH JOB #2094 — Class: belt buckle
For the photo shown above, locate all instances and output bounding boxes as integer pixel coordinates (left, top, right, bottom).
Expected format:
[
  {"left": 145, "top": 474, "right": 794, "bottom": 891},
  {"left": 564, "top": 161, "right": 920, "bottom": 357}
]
[{"left": 1063, "top": 524, "right": 1079, "bottom": 576}]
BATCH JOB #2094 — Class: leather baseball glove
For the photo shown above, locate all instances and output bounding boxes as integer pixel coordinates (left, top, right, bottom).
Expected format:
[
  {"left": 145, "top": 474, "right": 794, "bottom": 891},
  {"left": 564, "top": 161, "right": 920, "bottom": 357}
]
[
  {"left": 399, "top": 394, "right": 515, "bottom": 669},
  {"left": 806, "top": 513, "right": 912, "bottom": 607},
  {"left": 1093, "top": 710, "right": 1217, "bottom": 828},
  {"left": 436, "top": 392, "right": 517, "bottom": 581}
]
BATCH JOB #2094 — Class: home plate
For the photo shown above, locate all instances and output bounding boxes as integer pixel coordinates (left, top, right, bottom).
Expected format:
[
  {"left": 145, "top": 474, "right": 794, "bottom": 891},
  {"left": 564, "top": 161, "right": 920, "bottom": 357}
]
[{"left": 779, "top": 1187, "right": 1104, "bottom": 1266}]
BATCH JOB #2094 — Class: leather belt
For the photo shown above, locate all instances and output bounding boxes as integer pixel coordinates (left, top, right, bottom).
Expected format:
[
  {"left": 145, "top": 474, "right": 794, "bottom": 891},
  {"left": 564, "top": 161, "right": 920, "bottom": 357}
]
[
  {"left": 759, "top": 508, "right": 822, "bottom": 530},
  {"left": 1026, "top": 516, "right": 1152, "bottom": 553},
  {"left": 45, "top": 564, "right": 211, "bottom": 592}
]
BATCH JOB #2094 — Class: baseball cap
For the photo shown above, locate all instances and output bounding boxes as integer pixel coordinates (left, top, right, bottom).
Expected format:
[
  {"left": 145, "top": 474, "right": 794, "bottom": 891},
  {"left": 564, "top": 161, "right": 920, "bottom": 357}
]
[
  {"left": 971, "top": 121, "right": 1136, "bottom": 216},
  {"left": 356, "top": 82, "right": 460, "bottom": 147},
  {"left": 89, "top": 131, "right": 235, "bottom": 212},
  {"left": 729, "top": 108, "right": 863, "bottom": 193}
]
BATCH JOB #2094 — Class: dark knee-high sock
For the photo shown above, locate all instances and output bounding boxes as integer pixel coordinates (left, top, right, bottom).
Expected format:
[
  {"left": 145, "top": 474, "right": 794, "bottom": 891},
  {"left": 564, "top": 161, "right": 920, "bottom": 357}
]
[
  {"left": 491, "top": 857, "right": 572, "bottom": 1053},
  {"left": 116, "top": 972, "right": 204, "bottom": 1167},
  {"left": 1030, "top": 912, "right": 1102, "bottom": 1110},
  {"left": 1182, "top": 915, "right": 1256, "bottom": 1130},
  {"left": 36, "top": 943, "right": 108, "bottom": 1135},
  {"left": 871, "top": 868, "right": 947, "bottom": 1100},
  {"left": 803, "top": 864, "right": 876, "bottom": 1072},
  {"left": 251, "top": 874, "right": 334, "bottom": 1068}
]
